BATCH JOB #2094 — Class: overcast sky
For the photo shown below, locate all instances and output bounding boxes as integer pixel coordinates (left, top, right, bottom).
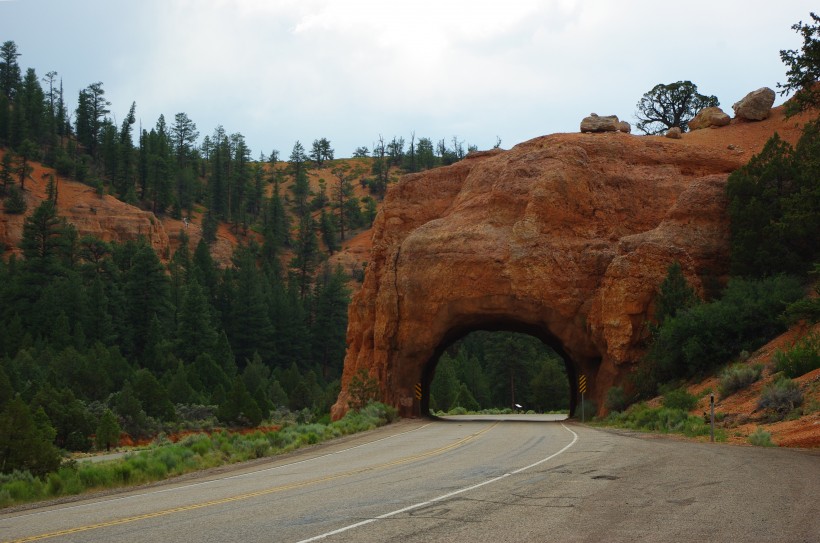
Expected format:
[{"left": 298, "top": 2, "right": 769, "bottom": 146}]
[{"left": 1, "top": 0, "right": 816, "bottom": 158}]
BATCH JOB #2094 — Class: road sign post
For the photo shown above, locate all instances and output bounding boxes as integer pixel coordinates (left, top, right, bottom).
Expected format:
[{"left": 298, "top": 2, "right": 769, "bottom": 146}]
[
  {"left": 710, "top": 393, "right": 715, "bottom": 443},
  {"left": 579, "top": 375, "right": 587, "bottom": 423}
]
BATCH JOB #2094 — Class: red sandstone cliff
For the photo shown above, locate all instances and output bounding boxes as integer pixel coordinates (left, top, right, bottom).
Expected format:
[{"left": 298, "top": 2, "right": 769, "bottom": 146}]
[{"left": 332, "top": 106, "right": 813, "bottom": 419}]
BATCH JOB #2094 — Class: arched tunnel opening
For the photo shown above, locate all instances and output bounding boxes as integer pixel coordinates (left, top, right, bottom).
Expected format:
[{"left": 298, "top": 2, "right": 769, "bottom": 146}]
[{"left": 420, "top": 320, "right": 581, "bottom": 418}]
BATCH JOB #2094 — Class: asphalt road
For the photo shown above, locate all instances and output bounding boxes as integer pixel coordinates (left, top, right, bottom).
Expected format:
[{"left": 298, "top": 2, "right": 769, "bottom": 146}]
[{"left": 2, "top": 417, "right": 818, "bottom": 543}]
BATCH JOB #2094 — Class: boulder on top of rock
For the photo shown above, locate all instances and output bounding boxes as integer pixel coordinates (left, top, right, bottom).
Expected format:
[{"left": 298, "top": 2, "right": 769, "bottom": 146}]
[
  {"left": 617, "top": 121, "right": 631, "bottom": 133},
  {"left": 581, "top": 113, "right": 620, "bottom": 133},
  {"left": 688, "top": 106, "right": 731, "bottom": 130},
  {"left": 666, "top": 126, "right": 682, "bottom": 139},
  {"left": 733, "top": 87, "right": 775, "bottom": 121}
]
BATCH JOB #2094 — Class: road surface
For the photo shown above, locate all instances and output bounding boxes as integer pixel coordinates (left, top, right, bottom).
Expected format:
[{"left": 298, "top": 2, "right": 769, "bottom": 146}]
[{"left": 2, "top": 417, "right": 818, "bottom": 542}]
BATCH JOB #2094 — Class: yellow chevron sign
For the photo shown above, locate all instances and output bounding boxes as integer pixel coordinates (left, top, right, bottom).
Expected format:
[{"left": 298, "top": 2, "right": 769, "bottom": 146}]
[
  {"left": 579, "top": 375, "right": 587, "bottom": 394},
  {"left": 414, "top": 383, "right": 422, "bottom": 400}
]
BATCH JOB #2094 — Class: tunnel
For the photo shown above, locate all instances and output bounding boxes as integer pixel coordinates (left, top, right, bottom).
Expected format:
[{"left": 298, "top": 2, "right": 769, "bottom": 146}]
[
  {"left": 330, "top": 132, "right": 731, "bottom": 421},
  {"left": 420, "top": 321, "right": 580, "bottom": 417}
]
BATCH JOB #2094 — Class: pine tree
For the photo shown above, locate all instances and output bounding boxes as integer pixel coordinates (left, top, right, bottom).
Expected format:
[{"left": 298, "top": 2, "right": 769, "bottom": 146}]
[
  {"left": 311, "top": 264, "right": 350, "bottom": 379},
  {"left": 0, "top": 396, "right": 61, "bottom": 475},
  {"left": 20, "top": 200, "right": 74, "bottom": 276},
  {"left": 16, "top": 139, "right": 36, "bottom": 190},
  {"left": 0, "top": 41, "right": 22, "bottom": 101},
  {"left": 119, "top": 240, "right": 171, "bottom": 358},
  {"left": 132, "top": 368, "right": 175, "bottom": 421},
  {"left": 1, "top": 151, "right": 14, "bottom": 194},
  {"left": 654, "top": 261, "right": 699, "bottom": 326},
  {"left": 95, "top": 409, "right": 121, "bottom": 451},
  {"left": 114, "top": 101, "right": 136, "bottom": 198},
  {"left": 75, "top": 82, "right": 110, "bottom": 159},
  {"left": 227, "top": 246, "right": 275, "bottom": 365},
  {"left": 319, "top": 209, "right": 338, "bottom": 254},
  {"left": 175, "top": 279, "right": 218, "bottom": 362},
  {"left": 331, "top": 162, "right": 364, "bottom": 240},
  {"left": 290, "top": 213, "right": 319, "bottom": 300},
  {"left": 218, "top": 377, "right": 262, "bottom": 427}
]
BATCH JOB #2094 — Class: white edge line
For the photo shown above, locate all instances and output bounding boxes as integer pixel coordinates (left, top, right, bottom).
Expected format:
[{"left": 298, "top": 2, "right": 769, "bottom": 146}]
[
  {"left": 295, "top": 422, "right": 580, "bottom": 543},
  {"left": 4, "top": 422, "right": 434, "bottom": 520}
]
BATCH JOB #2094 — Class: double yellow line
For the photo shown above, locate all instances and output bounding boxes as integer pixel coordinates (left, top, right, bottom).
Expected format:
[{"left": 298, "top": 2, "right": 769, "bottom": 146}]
[{"left": 5, "top": 422, "right": 497, "bottom": 543}]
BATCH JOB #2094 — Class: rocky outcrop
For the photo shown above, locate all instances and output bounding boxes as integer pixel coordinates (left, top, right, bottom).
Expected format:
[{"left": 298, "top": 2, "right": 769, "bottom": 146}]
[
  {"left": 64, "top": 198, "right": 170, "bottom": 255},
  {"left": 1, "top": 171, "right": 170, "bottom": 258},
  {"left": 332, "top": 132, "right": 745, "bottom": 419},
  {"left": 580, "top": 114, "right": 621, "bottom": 132},
  {"left": 665, "top": 127, "right": 682, "bottom": 139},
  {"left": 688, "top": 106, "right": 731, "bottom": 130},
  {"left": 733, "top": 87, "right": 775, "bottom": 121}
]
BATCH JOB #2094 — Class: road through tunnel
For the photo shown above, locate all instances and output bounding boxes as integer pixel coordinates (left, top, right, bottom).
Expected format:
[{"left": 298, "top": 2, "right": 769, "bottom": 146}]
[{"left": 420, "top": 321, "right": 585, "bottom": 418}]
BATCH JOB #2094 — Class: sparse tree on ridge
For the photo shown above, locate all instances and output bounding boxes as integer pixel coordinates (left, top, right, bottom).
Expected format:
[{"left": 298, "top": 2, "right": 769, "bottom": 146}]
[
  {"left": 16, "top": 139, "right": 37, "bottom": 191},
  {"left": 635, "top": 80, "right": 719, "bottom": 135},
  {"left": 779, "top": 12, "right": 820, "bottom": 116},
  {"left": 171, "top": 112, "right": 199, "bottom": 168},
  {"left": 331, "top": 161, "right": 364, "bottom": 241},
  {"left": 75, "top": 82, "right": 110, "bottom": 157},
  {"left": 310, "top": 138, "right": 334, "bottom": 167},
  {"left": 0, "top": 41, "right": 22, "bottom": 101}
]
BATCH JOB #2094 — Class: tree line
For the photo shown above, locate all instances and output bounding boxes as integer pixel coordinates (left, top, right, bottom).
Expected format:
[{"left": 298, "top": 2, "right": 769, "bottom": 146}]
[
  {"left": 0, "top": 197, "right": 352, "bottom": 472},
  {"left": 0, "top": 38, "right": 498, "bottom": 475}
]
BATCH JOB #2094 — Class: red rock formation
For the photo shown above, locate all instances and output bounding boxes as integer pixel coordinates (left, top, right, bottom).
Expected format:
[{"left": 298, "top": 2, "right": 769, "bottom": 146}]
[
  {"left": 0, "top": 170, "right": 170, "bottom": 258},
  {"left": 332, "top": 132, "right": 748, "bottom": 419}
]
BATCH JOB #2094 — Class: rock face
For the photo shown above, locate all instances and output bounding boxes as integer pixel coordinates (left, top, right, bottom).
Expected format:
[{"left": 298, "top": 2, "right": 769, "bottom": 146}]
[
  {"left": 0, "top": 172, "right": 170, "bottom": 258},
  {"left": 733, "top": 87, "right": 775, "bottom": 121},
  {"left": 688, "top": 106, "right": 731, "bottom": 130},
  {"left": 332, "top": 133, "right": 744, "bottom": 419},
  {"left": 580, "top": 114, "right": 621, "bottom": 133}
]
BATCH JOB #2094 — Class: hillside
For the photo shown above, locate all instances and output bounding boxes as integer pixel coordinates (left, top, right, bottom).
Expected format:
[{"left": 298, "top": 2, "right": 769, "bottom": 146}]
[{"left": 686, "top": 322, "right": 820, "bottom": 448}]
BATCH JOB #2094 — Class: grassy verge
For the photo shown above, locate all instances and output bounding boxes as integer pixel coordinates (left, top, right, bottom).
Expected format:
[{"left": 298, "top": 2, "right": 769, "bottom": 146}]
[
  {"left": 0, "top": 403, "right": 397, "bottom": 509},
  {"left": 593, "top": 402, "right": 727, "bottom": 442}
]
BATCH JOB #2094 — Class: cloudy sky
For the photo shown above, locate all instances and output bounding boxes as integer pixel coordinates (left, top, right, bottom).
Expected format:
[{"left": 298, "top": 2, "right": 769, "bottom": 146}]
[{"left": 1, "top": 0, "right": 816, "bottom": 158}]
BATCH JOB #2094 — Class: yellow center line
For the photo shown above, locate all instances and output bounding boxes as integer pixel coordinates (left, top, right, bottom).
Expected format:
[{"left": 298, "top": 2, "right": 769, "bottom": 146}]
[{"left": 5, "top": 422, "right": 498, "bottom": 543}]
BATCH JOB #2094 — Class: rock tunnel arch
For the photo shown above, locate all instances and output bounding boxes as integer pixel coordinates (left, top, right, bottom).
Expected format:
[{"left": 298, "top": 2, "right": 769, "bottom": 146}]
[
  {"left": 420, "top": 319, "right": 583, "bottom": 417},
  {"left": 331, "top": 134, "right": 733, "bottom": 420}
]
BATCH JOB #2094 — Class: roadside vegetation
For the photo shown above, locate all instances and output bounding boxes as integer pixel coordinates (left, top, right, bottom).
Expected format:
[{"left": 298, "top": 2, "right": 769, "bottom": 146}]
[
  {"left": 0, "top": 402, "right": 397, "bottom": 509},
  {"left": 596, "top": 13, "right": 820, "bottom": 442}
]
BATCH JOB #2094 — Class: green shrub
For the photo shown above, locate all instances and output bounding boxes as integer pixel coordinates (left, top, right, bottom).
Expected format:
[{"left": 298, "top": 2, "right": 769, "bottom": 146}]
[
  {"left": 719, "top": 364, "right": 763, "bottom": 398},
  {"left": 46, "top": 471, "right": 63, "bottom": 495},
  {"left": 0, "top": 471, "right": 44, "bottom": 503},
  {"left": 113, "top": 463, "right": 132, "bottom": 483},
  {"left": 774, "top": 333, "right": 820, "bottom": 378},
  {"left": 605, "top": 386, "right": 629, "bottom": 413},
  {"left": 727, "top": 125, "right": 820, "bottom": 277},
  {"left": 599, "top": 403, "right": 723, "bottom": 440},
  {"left": 662, "top": 388, "right": 698, "bottom": 411},
  {"left": 748, "top": 427, "right": 776, "bottom": 447},
  {"left": 758, "top": 377, "right": 803, "bottom": 421},
  {"left": 647, "top": 276, "right": 804, "bottom": 381},
  {"left": 78, "top": 464, "right": 114, "bottom": 489},
  {"left": 3, "top": 186, "right": 26, "bottom": 214}
]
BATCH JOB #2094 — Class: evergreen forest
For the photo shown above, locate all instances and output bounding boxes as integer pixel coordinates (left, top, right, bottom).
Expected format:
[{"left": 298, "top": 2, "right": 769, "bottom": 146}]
[{"left": 0, "top": 40, "right": 508, "bottom": 476}]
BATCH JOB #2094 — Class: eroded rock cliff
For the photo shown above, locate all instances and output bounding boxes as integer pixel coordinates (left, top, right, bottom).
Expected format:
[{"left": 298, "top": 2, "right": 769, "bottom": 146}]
[{"left": 332, "top": 129, "right": 758, "bottom": 419}]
